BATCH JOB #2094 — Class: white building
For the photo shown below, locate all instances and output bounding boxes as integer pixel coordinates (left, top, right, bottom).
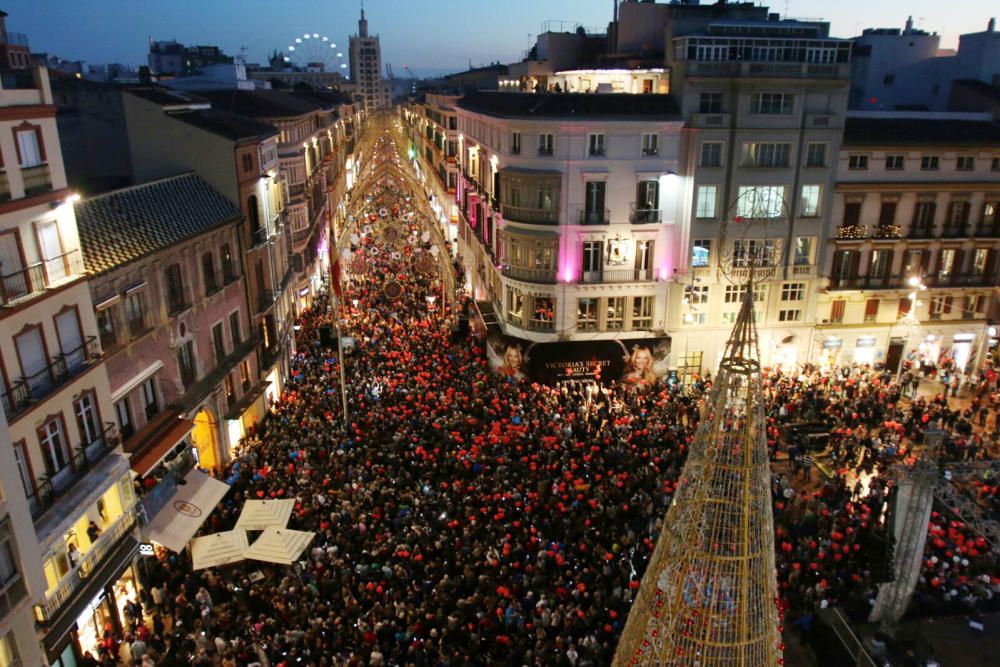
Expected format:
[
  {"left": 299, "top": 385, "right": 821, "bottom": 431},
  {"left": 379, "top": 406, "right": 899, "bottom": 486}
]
[
  {"left": 349, "top": 7, "right": 389, "bottom": 112},
  {"left": 817, "top": 112, "right": 1000, "bottom": 373}
]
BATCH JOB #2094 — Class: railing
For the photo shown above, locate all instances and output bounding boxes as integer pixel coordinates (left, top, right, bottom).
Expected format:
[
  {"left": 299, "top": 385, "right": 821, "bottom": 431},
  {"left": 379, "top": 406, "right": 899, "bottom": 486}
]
[
  {"left": 537, "top": 147, "right": 553, "bottom": 156},
  {"left": 581, "top": 268, "right": 656, "bottom": 284},
  {"left": 908, "top": 226, "right": 936, "bottom": 239},
  {"left": 588, "top": 147, "right": 606, "bottom": 157},
  {"left": 690, "top": 113, "right": 731, "bottom": 128},
  {"left": 501, "top": 265, "right": 557, "bottom": 284},
  {"left": 258, "top": 290, "right": 275, "bottom": 314},
  {"left": 0, "top": 68, "right": 36, "bottom": 89},
  {"left": 941, "top": 224, "right": 970, "bottom": 239},
  {"left": 641, "top": 147, "right": 659, "bottom": 157},
  {"left": 26, "top": 423, "right": 120, "bottom": 521},
  {"left": 579, "top": 208, "right": 610, "bottom": 225},
  {"left": 926, "top": 272, "right": 996, "bottom": 288},
  {"left": 689, "top": 60, "right": 847, "bottom": 79},
  {"left": 21, "top": 163, "right": 51, "bottom": 195},
  {"left": 630, "top": 203, "right": 663, "bottom": 224},
  {"left": 167, "top": 295, "right": 190, "bottom": 316},
  {"left": 0, "top": 262, "right": 45, "bottom": 306},
  {"left": 36, "top": 507, "right": 138, "bottom": 624},
  {"left": 870, "top": 224, "right": 902, "bottom": 240},
  {"left": 0, "top": 32, "right": 30, "bottom": 47},
  {"left": 790, "top": 264, "right": 816, "bottom": 277},
  {"left": 728, "top": 265, "right": 777, "bottom": 281},
  {"left": 3, "top": 337, "right": 101, "bottom": 422},
  {"left": 973, "top": 224, "right": 1000, "bottom": 238},
  {"left": 250, "top": 226, "right": 269, "bottom": 249},
  {"left": 828, "top": 274, "right": 900, "bottom": 290},
  {"left": 501, "top": 204, "right": 558, "bottom": 225},
  {"left": 526, "top": 318, "right": 555, "bottom": 331}
]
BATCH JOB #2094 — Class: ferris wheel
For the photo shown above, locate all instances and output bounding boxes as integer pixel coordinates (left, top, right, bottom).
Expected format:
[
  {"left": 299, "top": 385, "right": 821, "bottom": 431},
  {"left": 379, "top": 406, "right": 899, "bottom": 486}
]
[{"left": 284, "top": 32, "right": 348, "bottom": 75}]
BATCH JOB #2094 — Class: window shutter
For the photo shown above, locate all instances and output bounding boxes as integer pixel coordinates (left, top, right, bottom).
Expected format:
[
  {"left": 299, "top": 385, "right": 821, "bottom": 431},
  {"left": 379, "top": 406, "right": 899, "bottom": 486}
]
[
  {"left": 898, "top": 298, "right": 912, "bottom": 318},
  {"left": 830, "top": 299, "right": 846, "bottom": 322},
  {"left": 943, "top": 296, "right": 953, "bottom": 314},
  {"left": 864, "top": 299, "right": 880, "bottom": 319}
]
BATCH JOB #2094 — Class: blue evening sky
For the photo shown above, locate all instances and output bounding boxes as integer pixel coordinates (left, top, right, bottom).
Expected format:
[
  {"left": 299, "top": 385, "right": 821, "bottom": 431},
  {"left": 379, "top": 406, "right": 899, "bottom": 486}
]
[{"left": 6, "top": 0, "right": 997, "bottom": 78}]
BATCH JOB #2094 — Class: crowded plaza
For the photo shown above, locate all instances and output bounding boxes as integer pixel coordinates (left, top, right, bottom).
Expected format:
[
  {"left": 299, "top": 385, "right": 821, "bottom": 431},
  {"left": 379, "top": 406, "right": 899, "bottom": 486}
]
[{"left": 93, "top": 136, "right": 1000, "bottom": 667}]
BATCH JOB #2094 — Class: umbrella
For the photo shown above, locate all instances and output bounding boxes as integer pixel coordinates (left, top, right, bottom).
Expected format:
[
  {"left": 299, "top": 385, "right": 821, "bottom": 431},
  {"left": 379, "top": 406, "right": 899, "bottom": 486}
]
[
  {"left": 190, "top": 529, "right": 249, "bottom": 570},
  {"left": 244, "top": 528, "right": 316, "bottom": 565},
  {"left": 234, "top": 499, "right": 296, "bottom": 531}
]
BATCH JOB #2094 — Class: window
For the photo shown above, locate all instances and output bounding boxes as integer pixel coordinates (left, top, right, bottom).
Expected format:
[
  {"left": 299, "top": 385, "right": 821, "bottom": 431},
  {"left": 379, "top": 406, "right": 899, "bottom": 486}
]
[
  {"left": 74, "top": 391, "right": 101, "bottom": 446},
  {"left": 864, "top": 298, "right": 880, "bottom": 323},
  {"left": 240, "top": 359, "right": 252, "bottom": 391},
  {"left": 913, "top": 201, "right": 936, "bottom": 231},
  {"left": 848, "top": 154, "right": 868, "bottom": 170},
  {"left": 750, "top": 93, "right": 793, "bottom": 114},
  {"left": 842, "top": 201, "right": 862, "bottom": 227},
  {"left": 937, "top": 248, "right": 956, "bottom": 280},
  {"left": 124, "top": 290, "right": 146, "bottom": 336},
  {"left": 781, "top": 282, "right": 804, "bottom": 301},
  {"left": 778, "top": 309, "right": 802, "bottom": 322},
  {"left": 920, "top": 155, "right": 939, "bottom": 170},
  {"left": 588, "top": 133, "right": 606, "bottom": 157},
  {"left": 220, "top": 244, "right": 235, "bottom": 283},
  {"left": 885, "top": 155, "right": 905, "bottom": 170},
  {"left": 212, "top": 322, "right": 226, "bottom": 365},
  {"left": 202, "top": 252, "right": 218, "bottom": 295},
  {"left": 898, "top": 296, "right": 912, "bottom": 318},
  {"left": 0, "top": 524, "right": 29, "bottom": 633},
  {"left": 956, "top": 156, "right": 975, "bottom": 171},
  {"left": 699, "top": 92, "right": 722, "bottom": 114},
  {"left": 582, "top": 241, "right": 602, "bottom": 275},
  {"left": 37, "top": 417, "right": 68, "bottom": 476},
  {"left": 229, "top": 311, "right": 241, "bottom": 345},
  {"left": 538, "top": 133, "right": 553, "bottom": 156},
  {"left": 878, "top": 201, "right": 897, "bottom": 227},
  {"left": 794, "top": 237, "right": 813, "bottom": 266},
  {"left": 583, "top": 181, "right": 606, "bottom": 223},
  {"left": 695, "top": 185, "right": 718, "bottom": 219},
  {"left": 805, "top": 143, "right": 827, "bottom": 168},
  {"left": 688, "top": 285, "right": 709, "bottom": 305},
  {"left": 700, "top": 141, "right": 723, "bottom": 168},
  {"left": 736, "top": 186, "right": 784, "bottom": 219},
  {"left": 743, "top": 142, "right": 790, "bottom": 168},
  {"left": 800, "top": 185, "right": 821, "bottom": 217},
  {"left": 732, "top": 239, "right": 777, "bottom": 268},
  {"left": 929, "top": 296, "right": 945, "bottom": 320},
  {"left": 164, "top": 263, "right": 186, "bottom": 314},
  {"left": 972, "top": 248, "right": 990, "bottom": 275},
  {"left": 15, "top": 128, "right": 43, "bottom": 167},
  {"left": 177, "top": 340, "right": 196, "bottom": 389},
  {"left": 140, "top": 378, "right": 158, "bottom": 421},
  {"left": 506, "top": 288, "right": 524, "bottom": 326},
  {"left": 241, "top": 153, "right": 253, "bottom": 172},
  {"left": 97, "top": 306, "right": 117, "bottom": 350},
  {"left": 691, "top": 240, "right": 711, "bottom": 267},
  {"left": 641, "top": 133, "right": 659, "bottom": 156},
  {"left": 631, "top": 296, "right": 654, "bottom": 330},
  {"left": 577, "top": 298, "right": 598, "bottom": 331},
  {"left": 511, "top": 131, "right": 521, "bottom": 155},
  {"left": 224, "top": 374, "right": 235, "bottom": 407},
  {"left": 869, "top": 249, "right": 893, "bottom": 277},
  {"left": 993, "top": 157, "right": 1000, "bottom": 172},
  {"left": 830, "top": 299, "right": 846, "bottom": 323},
  {"left": 114, "top": 399, "right": 133, "bottom": 440},
  {"left": 605, "top": 297, "right": 626, "bottom": 330}
]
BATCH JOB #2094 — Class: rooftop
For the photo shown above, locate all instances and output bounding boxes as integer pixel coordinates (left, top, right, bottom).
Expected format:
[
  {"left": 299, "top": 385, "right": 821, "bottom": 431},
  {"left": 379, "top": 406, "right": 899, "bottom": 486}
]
[
  {"left": 76, "top": 173, "right": 242, "bottom": 276},
  {"left": 456, "top": 92, "right": 681, "bottom": 120},
  {"left": 196, "top": 88, "right": 338, "bottom": 118},
  {"left": 125, "top": 86, "right": 210, "bottom": 110},
  {"left": 844, "top": 112, "right": 1000, "bottom": 146},
  {"left": 167, "top": 108, "right": 279, "bottom": 143}
]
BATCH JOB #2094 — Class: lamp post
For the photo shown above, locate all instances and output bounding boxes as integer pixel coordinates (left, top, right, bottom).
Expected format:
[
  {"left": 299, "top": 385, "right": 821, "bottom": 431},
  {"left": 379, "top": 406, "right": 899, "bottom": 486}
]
[{"left": 893, "top": 275, "right": 927, "bottom": 384}]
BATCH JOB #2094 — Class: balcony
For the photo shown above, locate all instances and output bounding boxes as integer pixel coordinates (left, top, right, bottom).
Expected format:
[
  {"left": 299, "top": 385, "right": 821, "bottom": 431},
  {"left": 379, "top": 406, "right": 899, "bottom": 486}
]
[
  {"left": 2, "top": 337, "right": 101, "bottom": 423},
  {"left": 688, "top": 60, "right": 848, "bottom": 79},
  {"left": 835, "top": 225, "right": 868, "bottom": 241},
  {"left": 728, "top": 265, "right": 777, "bottom": 281},
  {"left": 630, "top": 203, "right": 663, "bottom": 224},
  {"left": 501, "top": 203, "right": 558, "bottom": 225},
  {"left": 690, "top": 113, "right": 732, "bottom": 128},
  {"left": 501, "top": 265, "right": 557, "bottom": 284},
  {"left": 870, "top": 224, "right": 902, "bottom": 240},
  {"left": 580, "top": 268, "right": 656, "bottom": 284},
  {"left": 0, "top": 249, "right": 85, "bottom": 309},
  {"left": 908, "top": 226, "right": 936, "bottom": 240},
  {"left": 257, "top": 289, "right": 276, "bottom": 314},
  {"left": 926, "top": 272, "right": 996, "bottom": 288},
  {"left": 526, "top": 318, "right": 555, "bottom": 332},
  {"left": 941, "top": 224, "right": 970, "bottom": 239},
  {"left": 537, "top": 147, "right": 553, "bottom": 157},
  {"left": 166, "top": 296, "right": 190, "bottom": 317},
  {"left": 790, "top": 264, "right": 817, "bottom": 278},
  {"left": 22, "top": 163, "right": 52, "bottom": 195},
  {"left": 249, "top": 225, "right": 269, "bottom": 249},
  {"left": 828, "top": 274, "right": 903, "bottom": 290},
  {"left": 579, "top": 208, "right": 610, "bottom": 225},
  {"left": 973, "top": 223, "right": 1000, "bottom": 238},
  {"left": 25, "top": 423, "right": 120, "bottom": 521},
  {"left": 35, "top": 507, "right": 138, "bottom": 625}
]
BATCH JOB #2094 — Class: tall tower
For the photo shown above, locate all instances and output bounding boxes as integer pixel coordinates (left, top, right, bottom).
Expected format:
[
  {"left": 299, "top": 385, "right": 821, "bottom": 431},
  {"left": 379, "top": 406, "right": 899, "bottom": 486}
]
[
  {"left": 349, "top": 2, "right": 389, "bottom": 112},
  {"left": 614, "top": 282, "right": 783, "bottom": 666}
]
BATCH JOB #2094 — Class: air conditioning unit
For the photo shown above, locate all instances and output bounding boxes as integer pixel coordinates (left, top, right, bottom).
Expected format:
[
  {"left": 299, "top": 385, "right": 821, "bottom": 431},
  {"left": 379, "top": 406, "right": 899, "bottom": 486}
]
[{"left": 821, "top": 319, "right": 829, "bottom": 324}]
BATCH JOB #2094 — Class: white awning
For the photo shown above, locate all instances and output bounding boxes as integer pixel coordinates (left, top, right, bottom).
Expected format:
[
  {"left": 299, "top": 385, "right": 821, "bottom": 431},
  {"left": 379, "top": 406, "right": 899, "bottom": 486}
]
[
  {"left": 146, "top": 469, "right": 230, "bottom": 553},
  {"left": 244, "top": 528, "right": 316, "bottom": 565},
  {"left": 190, "top": 529, "right": 248, "bottom": 570},
  {"left": 234, "top": 499, "right": 296, "bottom": 531}
]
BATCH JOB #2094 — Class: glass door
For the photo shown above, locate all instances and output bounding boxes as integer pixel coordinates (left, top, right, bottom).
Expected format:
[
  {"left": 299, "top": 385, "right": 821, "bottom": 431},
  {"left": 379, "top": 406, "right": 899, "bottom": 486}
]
[{"left": 36, "top": 222, "right": 66, "bottom": 283}]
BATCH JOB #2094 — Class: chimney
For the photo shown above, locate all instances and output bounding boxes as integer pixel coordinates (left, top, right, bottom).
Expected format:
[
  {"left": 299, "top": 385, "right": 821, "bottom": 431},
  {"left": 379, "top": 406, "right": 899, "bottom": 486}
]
[
  {"left": 988, "top": 17, "right": 996, "bottom": 32},
  {"left": 905, "top": 16, "right": 913, "bottom": 34}
]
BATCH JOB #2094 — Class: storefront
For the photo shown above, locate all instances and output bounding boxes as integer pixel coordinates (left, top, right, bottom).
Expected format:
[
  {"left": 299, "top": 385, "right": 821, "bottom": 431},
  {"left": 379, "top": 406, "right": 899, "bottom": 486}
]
[
  {"left": 819, "top": 337, "right": 843, "bottom": 370},
  {"left": 853, "top": 335, "right": 879, "bottom": 365},
  {"left": 70, "top": 562, "right": 140, "bottom": 661}
]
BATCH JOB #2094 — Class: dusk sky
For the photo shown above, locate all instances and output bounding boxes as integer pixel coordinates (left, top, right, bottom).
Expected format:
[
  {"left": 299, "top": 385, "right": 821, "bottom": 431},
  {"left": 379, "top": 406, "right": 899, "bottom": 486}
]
[{"left": 7, "top": 0, "right": 998, "bottom": 77}]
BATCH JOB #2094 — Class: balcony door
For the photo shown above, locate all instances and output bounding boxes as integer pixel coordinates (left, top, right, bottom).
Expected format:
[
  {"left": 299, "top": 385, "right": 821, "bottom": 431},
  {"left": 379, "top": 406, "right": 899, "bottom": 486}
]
[
  {"left": 0, "top": 232, "right": 27, "bottom": 300},
  {"left": 55, "top": 308, "right": 85, "bottom": 372},
  {"left": 635, "top": 240, "right": 653, "bottom": 280},
  {"left": 38, "top": 417, "right": 69, "bottom": 479},
  {"left": 584, "top": 181, "right": 606, "bottom": 223},
  {"left": 582, "top": 241, "right": 602, "bottom": 282},
  {"left": 636, "top": 181, "right": 659, "bottom": 222},
  {"left": 36, "top": 222, "right": 65, "bottom": 283},
  {"left": 15, "top": 326, "right": 48, "bottom": 395}
]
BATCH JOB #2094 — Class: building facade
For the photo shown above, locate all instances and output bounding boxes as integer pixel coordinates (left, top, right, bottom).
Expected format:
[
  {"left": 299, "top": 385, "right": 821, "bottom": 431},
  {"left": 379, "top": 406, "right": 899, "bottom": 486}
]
[
  {"left": 349, "top": 7, "right": 389, "bottom": 112},
  {"left": 817, "top": 112, "right": 1000, "bottom": 372},
  {"left": 405, "top": 92, "right": 685, "bottom": 383},
  {"left": 666, "top": 17, "right": 852, "bottom": 373},
  {"left": 0, "top": 56, "right": 137, "bottom": 665}
]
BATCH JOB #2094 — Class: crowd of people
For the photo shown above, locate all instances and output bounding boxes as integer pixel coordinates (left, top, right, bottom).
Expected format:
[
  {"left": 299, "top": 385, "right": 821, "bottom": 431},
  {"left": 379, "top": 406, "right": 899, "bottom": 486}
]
[{"left": 95, "top": 142, "right": 1000, "bottom": 666}]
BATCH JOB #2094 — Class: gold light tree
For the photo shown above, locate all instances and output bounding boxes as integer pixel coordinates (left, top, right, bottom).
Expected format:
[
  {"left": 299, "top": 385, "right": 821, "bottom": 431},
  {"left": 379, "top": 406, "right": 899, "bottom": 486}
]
[{"left": 613, "top": 277, "right": 782, "bottom": 666}]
